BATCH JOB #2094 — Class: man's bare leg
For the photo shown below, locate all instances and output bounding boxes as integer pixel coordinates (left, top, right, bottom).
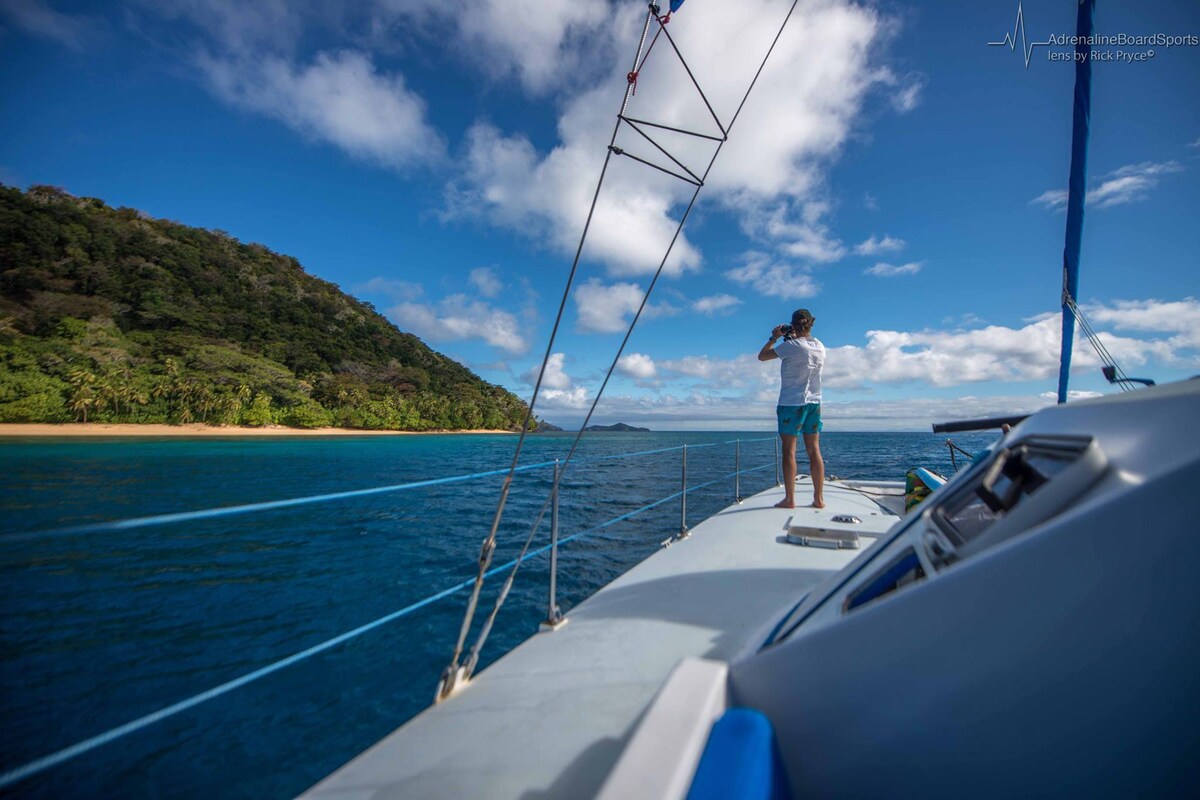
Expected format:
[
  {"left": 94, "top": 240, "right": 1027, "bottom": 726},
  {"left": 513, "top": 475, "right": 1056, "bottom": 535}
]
[
  {"left": 775, "top": 434, "right": 797, "bottom": 508},
  {"left": 804, "top": 432, "right": 825, "bottom": 508}
]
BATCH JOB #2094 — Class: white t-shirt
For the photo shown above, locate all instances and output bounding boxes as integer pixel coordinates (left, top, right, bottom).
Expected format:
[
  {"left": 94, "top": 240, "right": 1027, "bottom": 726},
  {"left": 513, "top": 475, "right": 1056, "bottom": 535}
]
[{"left": 775, "top": 336, "right": 825, "bottom": 406}]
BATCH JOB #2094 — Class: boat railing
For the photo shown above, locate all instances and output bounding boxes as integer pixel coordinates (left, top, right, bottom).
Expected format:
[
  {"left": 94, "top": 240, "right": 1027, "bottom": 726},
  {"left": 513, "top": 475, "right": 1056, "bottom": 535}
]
[{"left": 0, "top": 435, "right": 778, "bottom": 790}]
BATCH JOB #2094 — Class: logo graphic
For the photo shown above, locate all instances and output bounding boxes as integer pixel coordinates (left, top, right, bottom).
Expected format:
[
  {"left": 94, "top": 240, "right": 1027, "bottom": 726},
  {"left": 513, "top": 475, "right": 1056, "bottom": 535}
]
[{"left": 988, "top": 2, "right": 1055, "bottom": 68}]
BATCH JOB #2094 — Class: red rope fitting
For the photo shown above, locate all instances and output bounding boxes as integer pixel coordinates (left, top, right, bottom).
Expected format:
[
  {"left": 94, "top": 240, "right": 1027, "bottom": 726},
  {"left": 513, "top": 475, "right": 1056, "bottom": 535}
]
[
  {"left": 659, "top": 12, "right": 671, "bottom": 24},
  {"left": 627, "top": 70, "right": 639, "bottom": 95}
]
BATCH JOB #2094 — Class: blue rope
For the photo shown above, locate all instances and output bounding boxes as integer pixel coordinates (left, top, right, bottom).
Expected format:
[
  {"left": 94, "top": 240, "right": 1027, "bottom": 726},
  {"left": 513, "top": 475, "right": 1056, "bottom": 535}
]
[
  {"left": 4, "top": 460, "right": 559, "bottom": 543},
  {"left": 0, "top": 459, "right": 776, "bottom": 789}
]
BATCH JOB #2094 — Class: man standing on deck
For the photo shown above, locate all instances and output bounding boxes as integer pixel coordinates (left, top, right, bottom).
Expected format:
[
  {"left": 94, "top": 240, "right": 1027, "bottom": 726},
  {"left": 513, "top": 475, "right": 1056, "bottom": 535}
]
[{"left": 757, "top": 308, "right": 825, "bottom": 509}]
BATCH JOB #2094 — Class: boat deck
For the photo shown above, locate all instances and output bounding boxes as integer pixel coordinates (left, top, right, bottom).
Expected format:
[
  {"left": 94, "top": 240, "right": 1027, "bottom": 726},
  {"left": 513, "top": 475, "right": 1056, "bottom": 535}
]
[{"left": 301, "top": 479, "right": 901, "bottom": 799}]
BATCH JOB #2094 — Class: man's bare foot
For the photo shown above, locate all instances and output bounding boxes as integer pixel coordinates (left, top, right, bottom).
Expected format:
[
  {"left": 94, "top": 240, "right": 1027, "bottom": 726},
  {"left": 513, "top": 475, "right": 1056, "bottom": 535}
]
[
  {"left": 774, "top": 499, "right": 795, "bottom": 509},
  {"left": 811, "top": 500, "right": 825, "bottom": 509}
]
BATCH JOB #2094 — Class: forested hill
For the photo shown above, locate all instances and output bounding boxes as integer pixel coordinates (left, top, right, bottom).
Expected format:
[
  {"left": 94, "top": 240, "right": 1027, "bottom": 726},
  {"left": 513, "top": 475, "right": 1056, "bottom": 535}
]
[{"left": 0, "top": 184, "right": 531, "bottom": 430}]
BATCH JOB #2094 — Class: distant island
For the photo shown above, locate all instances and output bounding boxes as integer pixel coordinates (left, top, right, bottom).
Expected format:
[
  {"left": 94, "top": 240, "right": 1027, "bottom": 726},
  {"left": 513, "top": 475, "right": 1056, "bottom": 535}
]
[
  {"left": 533, "top": 420, "right": 564, "bottom": 432},
  {"left": 584, "top": 423, "right": 651, "bottom": 432},
  {"left": 0, "top": 184, "right": 531, "bottom": 432}
]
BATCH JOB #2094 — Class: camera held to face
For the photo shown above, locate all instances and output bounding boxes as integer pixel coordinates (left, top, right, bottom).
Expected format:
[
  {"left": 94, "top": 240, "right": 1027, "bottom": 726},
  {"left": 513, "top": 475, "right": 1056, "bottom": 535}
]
[{"left": 779, "top": 324, "right": 795, "bottom": 338}]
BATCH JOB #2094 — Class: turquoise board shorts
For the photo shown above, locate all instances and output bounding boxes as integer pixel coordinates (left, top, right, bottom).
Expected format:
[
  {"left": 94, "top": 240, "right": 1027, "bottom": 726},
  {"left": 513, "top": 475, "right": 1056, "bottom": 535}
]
[{"left": 776, "top": 404, "right": 822, "bottom": 436}]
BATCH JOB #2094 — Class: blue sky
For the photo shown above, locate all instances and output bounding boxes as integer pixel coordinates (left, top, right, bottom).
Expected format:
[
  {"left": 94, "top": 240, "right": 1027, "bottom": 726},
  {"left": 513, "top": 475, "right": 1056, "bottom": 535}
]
[{"left": 1, "top": 0, "right": 1197, "bottom": 430}]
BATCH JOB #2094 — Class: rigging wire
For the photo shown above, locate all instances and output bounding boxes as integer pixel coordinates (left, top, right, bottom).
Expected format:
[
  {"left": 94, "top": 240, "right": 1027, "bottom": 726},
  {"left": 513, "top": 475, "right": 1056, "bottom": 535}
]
[
  {"left": 438, "top": 6, "right": 660, "bottom": 699},
  {"left": 1066, "top": 297, "right": 1131, "bottom": 391},
  {"left": 452, "top": 0, "right": 807, "bottom": 686}
]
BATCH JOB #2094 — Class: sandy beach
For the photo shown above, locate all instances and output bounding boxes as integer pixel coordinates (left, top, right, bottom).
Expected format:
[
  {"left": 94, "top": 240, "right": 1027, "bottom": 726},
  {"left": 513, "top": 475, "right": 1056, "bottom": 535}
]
[{"left": 0, "top": 423, "right": 516, "bottom": 438}]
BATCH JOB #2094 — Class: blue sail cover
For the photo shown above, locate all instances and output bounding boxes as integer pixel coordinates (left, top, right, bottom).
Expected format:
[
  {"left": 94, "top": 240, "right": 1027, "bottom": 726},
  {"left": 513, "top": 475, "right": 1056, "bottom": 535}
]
[
  {"left": 1057, "top": 0, "right": 1097, "bottom": 404},
  {"left": 670, "top": 0, "right": 686, "bottom": 12}
]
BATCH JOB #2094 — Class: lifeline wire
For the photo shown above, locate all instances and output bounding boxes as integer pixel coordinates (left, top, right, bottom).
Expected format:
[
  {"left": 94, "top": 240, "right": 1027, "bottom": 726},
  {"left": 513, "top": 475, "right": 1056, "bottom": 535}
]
[
  {"left": 0, "top": 458, "right": 770, "bottom": 791},
  {"left": 3, "top": 461, "right": 558, "bottom": 544},
  {"left": 462, "top": 0, "right": 806, "bottom": 675}
]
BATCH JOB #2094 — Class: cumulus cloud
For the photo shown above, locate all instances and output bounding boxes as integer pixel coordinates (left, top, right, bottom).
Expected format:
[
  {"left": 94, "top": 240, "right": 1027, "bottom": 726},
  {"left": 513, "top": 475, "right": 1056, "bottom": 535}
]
[
  {"left": 520, "top": 353, "right": 590, "bottom": 409},
  {"left": 574, "top": 278, "right": 678, "bottom": 334},
  {"left": 199, "top": 50, "right": 444, "bottom": 170},
  {"left": 389, "top": 294, "right": 527, "bottom": 353},
  {"left": 517, "top": 354, "right": 590, "bottom": 408},
  {"left": 0, "top": 0, "right": 103, "bottom": 49},
  {"left": 853, "top": 234, "right": 905, "bottom": 255},
  {"left": 692, "top": 294, "right": 743, "bottom": 316},
  {"left": 469, "top": 266, "right": 503, "bottom": 298},
  {"left": 725, "top": 252, "right": 819, "bottom": 300},
  {"left": 616, "top": 352, "right": 658, "bottom": 386},
  {"left": 1032, "top": 161, "right": 1184, "bottom": 211},
  {"left": 1084, "top": 297, "right": 1200, "bottom": 356},
  {"left": 741, "top": 200, "right": 846, "bottom": 264},
  {"left": 522, "top": 352, "right": 572, "bottom": 389},
  {"left": 865, "top": 261, "right": 922, "bottom": 277}
]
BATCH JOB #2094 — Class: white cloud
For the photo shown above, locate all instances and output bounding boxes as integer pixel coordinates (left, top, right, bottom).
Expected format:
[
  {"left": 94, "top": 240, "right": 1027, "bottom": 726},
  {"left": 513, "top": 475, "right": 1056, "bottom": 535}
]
[
  {"left": 742, "top": 200, "right": 846, "bottom": 264},
  {"left": 574, "top": 279, "right": 677, "bottom": 334},
  {"left": 725, "top": 252, "right": 819, "bottom": 300},
  {"left": 389, "top": 294, "right": 528, "bottom": 353},
  {"left": 1032, "top": 161, "right": 1184, "bottom": 211},
  {"left": 469, "top": 266, "right": 503, "bottom": 298},
  {"left": 1188, "top": 137, "right": 1200, "bottom": 148},
  {"left": 616, "top": 352, "right": 658, "bottom": 384},
  {"left": 885, "top": 72, "right": 925, "bottom": 113},
  {"left": 199, "top": 50, "right": 444, "bottom": 170},
  {"left": 0, "top": 0, "right": 102, "bottom": 50},
  {"left": 659, "top": 354, "right": 773, "bottom": 398},
  {"left": 537, "top": 386, "right": 590, "bottom": 409},
  {"left": 865, "top": 261, "right": 923, "bottom": 277},
  {"left": 863, "top": 192, "right": 878, "bottom": 211},
  {"left": 692, "top": 294, "right": 743, "bottom": 315},
  {"left": 522, "top": 352, "right": 572, "bottom": 390},
  {"left": 1084, "top": 297, "right": 1200, "bottom": 355},
  {"left": 853, "top": 234, "right": 906, "bottom": 255},
  {"left": 517, "top": 351, "right": 591, "bottom": 408}
]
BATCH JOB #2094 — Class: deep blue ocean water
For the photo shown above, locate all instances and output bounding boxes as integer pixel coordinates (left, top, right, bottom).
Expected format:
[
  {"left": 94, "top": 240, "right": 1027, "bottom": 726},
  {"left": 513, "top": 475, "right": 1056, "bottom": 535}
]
[{"left": 0, "top": 430, "right": 997, "bottom": 798}]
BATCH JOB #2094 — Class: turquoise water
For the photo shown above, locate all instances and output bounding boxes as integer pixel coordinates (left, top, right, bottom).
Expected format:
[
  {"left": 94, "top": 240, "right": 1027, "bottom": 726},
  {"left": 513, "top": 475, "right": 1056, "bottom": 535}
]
[{"left": 0, "top": 430, "right": 996, "bottom": 798}]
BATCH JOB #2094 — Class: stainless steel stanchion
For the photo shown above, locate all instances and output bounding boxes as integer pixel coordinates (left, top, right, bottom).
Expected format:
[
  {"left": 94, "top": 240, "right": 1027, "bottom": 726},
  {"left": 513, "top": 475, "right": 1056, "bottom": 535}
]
[
  {"left": 540, "top": 459, "right": 566, "bottom": 631},
  {"left": 678, "top": 444, "right": 690, "bottom": 539},
  {"left": 774, "top": 437, "right": 781, "bottom": 486}
]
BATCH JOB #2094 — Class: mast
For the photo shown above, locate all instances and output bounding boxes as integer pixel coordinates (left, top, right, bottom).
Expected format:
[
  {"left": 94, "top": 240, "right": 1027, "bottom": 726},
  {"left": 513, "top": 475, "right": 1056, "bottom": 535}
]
[{"left": 1056, "top": 0, "right": 1097, "bottom": 404}]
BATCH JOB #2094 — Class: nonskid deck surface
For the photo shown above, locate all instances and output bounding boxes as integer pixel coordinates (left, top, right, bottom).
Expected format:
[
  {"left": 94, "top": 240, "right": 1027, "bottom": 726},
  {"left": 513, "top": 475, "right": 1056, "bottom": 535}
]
[{"left": 302, "top": 481, "right": 900, "bottom": 800}]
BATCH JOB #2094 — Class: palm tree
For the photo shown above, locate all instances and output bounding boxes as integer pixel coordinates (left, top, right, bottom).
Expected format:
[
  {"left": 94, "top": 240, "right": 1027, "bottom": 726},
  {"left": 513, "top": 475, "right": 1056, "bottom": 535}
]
[{"left": 67, "top": 369, "right": 98, "bottom": 423}]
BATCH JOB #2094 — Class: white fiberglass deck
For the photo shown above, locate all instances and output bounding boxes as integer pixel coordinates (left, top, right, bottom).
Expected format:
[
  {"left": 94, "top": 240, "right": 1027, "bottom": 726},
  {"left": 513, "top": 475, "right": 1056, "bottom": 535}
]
[{"left": 302, "top": 479, "right": 901, "bottom": 799}]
